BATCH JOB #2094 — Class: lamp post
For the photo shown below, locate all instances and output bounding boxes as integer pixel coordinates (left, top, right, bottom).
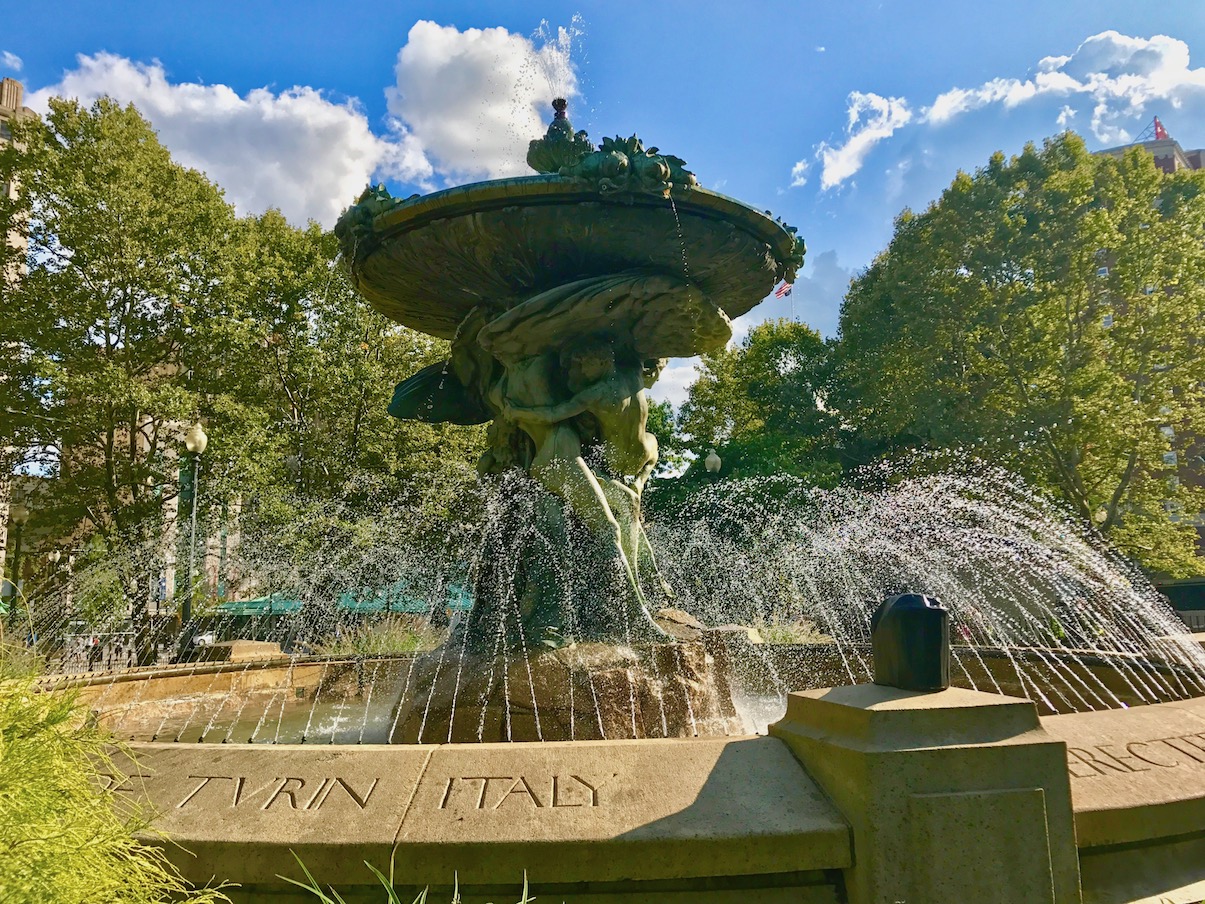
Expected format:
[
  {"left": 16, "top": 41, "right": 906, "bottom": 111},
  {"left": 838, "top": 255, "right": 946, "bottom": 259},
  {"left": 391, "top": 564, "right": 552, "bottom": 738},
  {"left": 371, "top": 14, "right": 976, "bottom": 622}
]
[
  {"left": 181, "top": 421, "right": 208, "bottom": 630},
  {"left": 9, "top": 502, "right": 30, "bottom": 600}
]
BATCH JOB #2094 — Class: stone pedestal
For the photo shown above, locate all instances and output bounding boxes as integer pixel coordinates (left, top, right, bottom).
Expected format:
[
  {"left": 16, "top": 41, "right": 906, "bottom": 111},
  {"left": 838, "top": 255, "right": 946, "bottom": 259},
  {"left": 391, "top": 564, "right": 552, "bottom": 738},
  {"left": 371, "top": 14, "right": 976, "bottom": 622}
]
[
  {"left": 389, "top": 641, "right": 743, "bottom": 743},
  {"left": 769, "top": 685, "right": 1082, "bottom": 904}
]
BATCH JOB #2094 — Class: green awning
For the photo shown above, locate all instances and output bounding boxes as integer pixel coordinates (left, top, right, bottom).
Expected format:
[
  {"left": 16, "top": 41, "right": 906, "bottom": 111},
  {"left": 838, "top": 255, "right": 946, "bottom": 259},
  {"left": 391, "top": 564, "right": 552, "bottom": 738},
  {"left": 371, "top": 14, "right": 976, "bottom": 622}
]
[
  {"left": 336, "top": 581, "right": 472, "bottom": 613},
  {"left": 214, "top": 596, "right": 303, "bottom": 616},
  {"left": 214, "top": 583, "right": 471, "bottom": 616}
]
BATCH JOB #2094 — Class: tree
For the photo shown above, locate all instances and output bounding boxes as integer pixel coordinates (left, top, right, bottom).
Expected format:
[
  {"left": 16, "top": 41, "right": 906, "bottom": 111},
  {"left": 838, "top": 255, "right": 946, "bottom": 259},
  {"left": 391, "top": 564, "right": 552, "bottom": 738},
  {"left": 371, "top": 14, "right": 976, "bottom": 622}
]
[
  {"left": 0, "top": 97, "right": 245, "bottom": 550},
  {"left": 646, "top": 320, "right": 841, "bottom": 518},
  {"left": 0, "top": 97, "right": 485, "bottom": 635},
  {"left": 835, "top": 133, "right": 1205, "bottom": 575},
  {"left": 677, "top": 319, "right": 841, "bottom": 481},
  {"left": 214, "top": 211, "right": 486, "bottom": 548}
]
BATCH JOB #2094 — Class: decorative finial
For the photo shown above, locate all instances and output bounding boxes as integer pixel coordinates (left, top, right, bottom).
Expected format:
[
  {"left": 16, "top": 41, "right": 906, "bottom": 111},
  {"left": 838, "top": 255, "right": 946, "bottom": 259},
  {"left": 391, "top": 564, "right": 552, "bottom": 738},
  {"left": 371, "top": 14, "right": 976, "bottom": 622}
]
[{"left": 527, "top": 98, "right": 594, "bottom": 174}]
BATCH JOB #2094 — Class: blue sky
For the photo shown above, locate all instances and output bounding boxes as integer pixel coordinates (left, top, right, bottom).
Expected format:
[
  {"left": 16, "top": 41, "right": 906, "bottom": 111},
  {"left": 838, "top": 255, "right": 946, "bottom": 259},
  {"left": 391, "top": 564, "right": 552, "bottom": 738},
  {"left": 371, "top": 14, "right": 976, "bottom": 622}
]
[{"left": 4, "top": 1, "right": 1205, "bottom": 403}]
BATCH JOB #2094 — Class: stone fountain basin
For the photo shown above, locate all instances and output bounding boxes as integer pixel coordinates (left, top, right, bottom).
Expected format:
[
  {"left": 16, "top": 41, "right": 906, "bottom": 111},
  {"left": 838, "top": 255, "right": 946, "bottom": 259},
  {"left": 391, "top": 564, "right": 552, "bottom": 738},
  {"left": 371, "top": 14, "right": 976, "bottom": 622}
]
[
  {"left": 88, "top": 688, "right": 1205, "bottom": 904},
  {"left": 349, "top": 176, "right": 798, "bottom": 339},
  {"left": 47, "top": 640, "right": 1205, "bottom": 902}
]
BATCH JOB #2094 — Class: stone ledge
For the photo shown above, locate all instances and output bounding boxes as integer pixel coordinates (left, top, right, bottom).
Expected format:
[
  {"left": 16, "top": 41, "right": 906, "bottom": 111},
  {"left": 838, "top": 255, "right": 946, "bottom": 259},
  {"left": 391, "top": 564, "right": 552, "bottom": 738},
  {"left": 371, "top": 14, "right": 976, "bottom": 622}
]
[
  {"left": 1042, "top": 696, "right": 1205, "bottom": 849},
  {"left": 779, "top": 685, "right": 1046, "bottom": 750},
  {"left": 120, "top": 736, "right": 851, "bottom": 889}
]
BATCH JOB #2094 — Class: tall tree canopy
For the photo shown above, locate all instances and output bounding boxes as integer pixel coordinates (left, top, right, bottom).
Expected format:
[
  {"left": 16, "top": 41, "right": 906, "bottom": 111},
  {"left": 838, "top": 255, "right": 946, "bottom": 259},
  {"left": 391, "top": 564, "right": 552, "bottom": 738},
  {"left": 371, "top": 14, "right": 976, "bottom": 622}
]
[
  {"left": 835, "top": 133, "right": 1205, "bottom": 575},
  {"left": 1, "top": 97, "right": 243, "bottom": 546},
  {"left": 645, "top": 318, "right": 840, "bottom": 502},
  {"left": 0, "top": 97, "right": 483, "bottom": 574}
]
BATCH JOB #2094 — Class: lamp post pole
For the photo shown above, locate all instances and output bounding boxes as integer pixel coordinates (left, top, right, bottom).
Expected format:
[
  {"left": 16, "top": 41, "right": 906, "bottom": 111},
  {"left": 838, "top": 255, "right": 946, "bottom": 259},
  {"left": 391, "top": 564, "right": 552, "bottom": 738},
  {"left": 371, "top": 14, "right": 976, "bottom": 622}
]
[
  {"left": 9, "top": 502, "right": 29, "bottom": 602},
  {"left": 182, "top": 422, "right": 208, "bottom": 631}
]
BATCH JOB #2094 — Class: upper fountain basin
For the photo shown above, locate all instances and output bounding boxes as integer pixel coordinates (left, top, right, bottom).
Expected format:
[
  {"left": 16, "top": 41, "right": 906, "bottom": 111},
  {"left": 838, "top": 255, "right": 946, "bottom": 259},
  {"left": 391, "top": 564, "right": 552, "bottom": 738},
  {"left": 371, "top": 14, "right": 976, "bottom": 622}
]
[{"left": 338, "top": 175, "right": 803, "bottom": 342}]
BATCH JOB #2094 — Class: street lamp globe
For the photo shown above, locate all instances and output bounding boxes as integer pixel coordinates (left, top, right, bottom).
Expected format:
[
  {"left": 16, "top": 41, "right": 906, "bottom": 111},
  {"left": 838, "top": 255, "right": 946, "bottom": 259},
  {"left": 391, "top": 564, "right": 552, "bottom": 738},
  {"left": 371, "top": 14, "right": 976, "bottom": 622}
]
[
  {"left": 10, "top": 502, "right": 30, "bottom": 525},
  {"left": 184, "top": 422, "right": 208, "bottom": 455},
  {"left": 704, "top": 449, "right": 722, "bottom": 474}
]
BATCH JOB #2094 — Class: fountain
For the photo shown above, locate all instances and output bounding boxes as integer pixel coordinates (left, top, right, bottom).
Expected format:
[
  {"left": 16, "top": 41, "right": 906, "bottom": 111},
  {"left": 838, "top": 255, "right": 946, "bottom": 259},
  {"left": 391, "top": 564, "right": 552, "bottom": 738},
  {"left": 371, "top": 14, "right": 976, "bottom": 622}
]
[
  {"left": 332, "top": 101, "right": 803, "bottom": 744},
  {"left": 28, "top": 102, "right": 1205, "bottom": 903}
]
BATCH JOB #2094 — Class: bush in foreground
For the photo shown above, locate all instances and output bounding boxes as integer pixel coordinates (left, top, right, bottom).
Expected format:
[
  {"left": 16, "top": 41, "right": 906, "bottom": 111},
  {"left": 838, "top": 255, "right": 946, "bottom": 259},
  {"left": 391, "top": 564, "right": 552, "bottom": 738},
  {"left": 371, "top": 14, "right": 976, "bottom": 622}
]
[{"left": 0, "top": 643, "right": 228, "bottom": 904}]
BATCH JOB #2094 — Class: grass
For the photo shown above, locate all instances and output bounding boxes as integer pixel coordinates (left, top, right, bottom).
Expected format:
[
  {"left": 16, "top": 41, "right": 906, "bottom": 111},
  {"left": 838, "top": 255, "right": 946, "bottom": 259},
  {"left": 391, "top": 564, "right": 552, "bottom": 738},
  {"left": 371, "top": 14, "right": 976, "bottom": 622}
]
[
  {"left": 314, "top": 616, "right": 443, "bottom": 658},
  {"left": 754, "top": 617, "right": 833, "bottom": 645},
  {"left": 283, "top": 851, "right": 537, "bottom": 903},
  {"left": 0, "top": 641, "right": 229, "bottom": 904}
]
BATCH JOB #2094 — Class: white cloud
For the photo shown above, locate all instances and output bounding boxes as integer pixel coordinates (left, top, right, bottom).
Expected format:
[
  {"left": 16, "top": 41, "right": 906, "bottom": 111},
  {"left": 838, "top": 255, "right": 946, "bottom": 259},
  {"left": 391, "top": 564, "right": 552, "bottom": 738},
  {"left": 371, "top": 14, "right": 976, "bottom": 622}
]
[
  {"left": 646, "top": 357, "right": 699, "bottom": 408},
  {"left": 789, "top": 159, "right": 809, "bottom": 188},
  {"left": 29, "top": 53, "right": 433, "bottom": 227},
  {"left": 814, "top": 92, "right": 912, "bottom": 190},
  {"left": 921, "top": 31, "right": 1205, "bottom": 144},
  {"left": 387, "top": 20, "right": 579, "bottom": 181},
  {"left": 794, "top": 30, "right": 1205, "bottom": 197},
  {"left": 816, "top": 46, "right": 827, "bottom": 53},
  {"left": 1, "top": 51, "right": 22, "bottom": 72}
]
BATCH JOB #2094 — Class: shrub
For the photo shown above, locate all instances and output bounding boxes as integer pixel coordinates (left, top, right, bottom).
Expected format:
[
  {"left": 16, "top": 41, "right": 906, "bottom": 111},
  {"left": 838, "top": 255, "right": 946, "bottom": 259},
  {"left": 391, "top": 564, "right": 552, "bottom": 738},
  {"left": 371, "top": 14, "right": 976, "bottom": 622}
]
[
  {"left": 314, "top": 616, "right": 442, "bottom": 658},
  {"left": 0, "top": 642, "right": 228, "bottom": 904}
]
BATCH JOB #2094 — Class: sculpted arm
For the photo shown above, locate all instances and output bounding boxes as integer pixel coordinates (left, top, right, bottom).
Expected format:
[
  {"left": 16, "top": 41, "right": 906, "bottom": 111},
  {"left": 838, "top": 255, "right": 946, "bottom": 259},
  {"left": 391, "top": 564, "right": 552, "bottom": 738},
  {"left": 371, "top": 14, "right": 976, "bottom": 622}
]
[{"left": 504, "top": 373, "right": 634, "bottom": 423}]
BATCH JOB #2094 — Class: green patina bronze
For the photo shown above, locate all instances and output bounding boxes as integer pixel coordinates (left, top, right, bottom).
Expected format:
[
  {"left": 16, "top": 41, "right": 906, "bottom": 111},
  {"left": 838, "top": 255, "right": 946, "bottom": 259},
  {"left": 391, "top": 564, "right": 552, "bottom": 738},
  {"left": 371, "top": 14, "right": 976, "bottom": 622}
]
[{"left": 335, "top": 101, "right": 805, "bottom": 649}]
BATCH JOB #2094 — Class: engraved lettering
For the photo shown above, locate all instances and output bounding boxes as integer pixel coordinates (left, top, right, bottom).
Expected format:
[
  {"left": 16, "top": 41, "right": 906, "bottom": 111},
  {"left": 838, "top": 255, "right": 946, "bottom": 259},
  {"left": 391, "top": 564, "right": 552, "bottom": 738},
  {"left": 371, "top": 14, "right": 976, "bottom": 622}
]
[
  {"left": 1067, "top": 747, "right": 1130, "bottom": 775},
  {"left": 99, "top": 771, "right": 152, "bottom": 795},
  {"left": 331, "top": 777, "right": 379, "bottom": 809},
  {"left": 1160, "top": 737, "right": 1205, "bottom": 764},
  {"left": 571, "top": 773, "right": 616, "bottom": 806},
  {"left": 1066, "top": 749, "right": 1100, "bottom": 779},
  {"left": 232, "top": 777, "right": 247, "bottom": 807},
  {"left": 1068, "top": 734, "right": 1205, "bottom": 779},
  {"left": 462, "top": 776, "right": 512, "bottom": 809},
  {"left": 551, "top": 775, "right": 582, "bottom": 808},
  {"left": 313, "top": 779, "right": 339, "bottom": 810},
  {"left": 1096, "top": 744, "right": 1150, "bottom": 772},
  {"left": 494, "top": 776, "right": 543, "bottom": 809},
  {"left": 302, "top": 778, "right": 331, "bottom": 810},
  {"left": 1126, "top": 741, "right": 1180, "bottom": 768},
  {"left": 439, "top": 777, "right": 455, "bottom": 809},
  {"left": 238, "top": 778, "right": 284, "bottom": 808},
  {"left": 262, "top": 777, "right": 306, "bottom": 810},
  {"left": 177, "top": 775, "right": 231, "bottom": 808}
]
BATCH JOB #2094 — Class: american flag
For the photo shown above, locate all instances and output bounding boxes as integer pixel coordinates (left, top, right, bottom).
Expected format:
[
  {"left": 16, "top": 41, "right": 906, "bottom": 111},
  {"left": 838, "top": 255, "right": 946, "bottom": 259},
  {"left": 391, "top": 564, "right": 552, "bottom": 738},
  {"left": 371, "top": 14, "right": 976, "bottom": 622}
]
[{"left": 774, "top": 281, "right": 793, "bottom": 298}]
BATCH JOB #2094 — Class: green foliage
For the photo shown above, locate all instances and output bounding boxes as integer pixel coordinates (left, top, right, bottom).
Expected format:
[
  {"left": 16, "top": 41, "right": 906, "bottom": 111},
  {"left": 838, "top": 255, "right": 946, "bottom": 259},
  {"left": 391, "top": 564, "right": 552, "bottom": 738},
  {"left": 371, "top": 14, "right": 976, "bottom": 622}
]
[
  {"left": 754, "top": 617, "right": 832, "bottom": 645},
  {"left": 0, "top": 645, "right": 228, "bottom": 904},
  {"left": 678, "top": 319, "right": 840, "bottom": 479},
  {"left": 0, "top": 97, "right": 240, "bottom": 547},
  {"left": 835, "top": 133, "right": 1205, "bottom": 575},
  {"left": 314, "top": 617, "right": 442, "bottom": 657},
  {"left": 1, "top": 96, "right": 485, "bottom": 625},
  {"left": 648, "top": 320, "right": 842, "bottom": 518},
  {"left": 284, "top": 851, "right": 535, "bottom": 904},
  {"left": 645, "top": 399, "right": 689, "bottom": 476}
]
